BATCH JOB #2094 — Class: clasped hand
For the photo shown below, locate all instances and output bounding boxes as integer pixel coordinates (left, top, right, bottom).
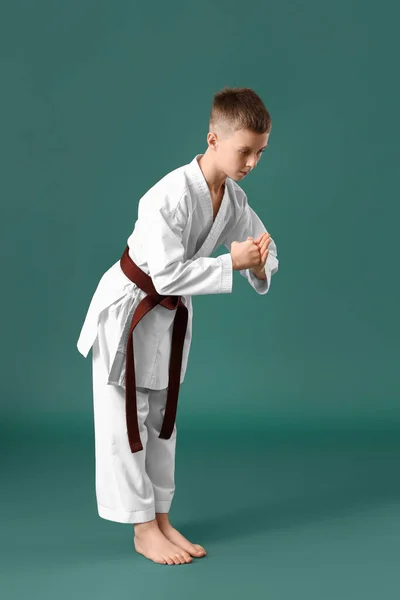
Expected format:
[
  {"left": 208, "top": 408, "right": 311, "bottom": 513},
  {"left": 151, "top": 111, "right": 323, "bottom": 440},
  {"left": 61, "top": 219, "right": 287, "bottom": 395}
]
[{"left": 230, "top": 232, "right": 271, "bottom": 276}]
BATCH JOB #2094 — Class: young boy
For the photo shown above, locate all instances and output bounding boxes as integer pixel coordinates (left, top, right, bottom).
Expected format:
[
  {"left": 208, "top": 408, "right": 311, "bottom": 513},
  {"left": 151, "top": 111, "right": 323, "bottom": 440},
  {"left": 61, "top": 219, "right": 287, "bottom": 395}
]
[{"left": 76, "top": 87, "right": 279, "bottom": 566}]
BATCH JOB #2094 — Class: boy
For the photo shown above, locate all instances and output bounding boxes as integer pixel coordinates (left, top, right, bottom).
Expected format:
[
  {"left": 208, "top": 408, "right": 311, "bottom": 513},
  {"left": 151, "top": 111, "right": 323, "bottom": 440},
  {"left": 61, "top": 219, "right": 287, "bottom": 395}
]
[{"left": 76, "top": 87, "right": 279, "bottom": 566}]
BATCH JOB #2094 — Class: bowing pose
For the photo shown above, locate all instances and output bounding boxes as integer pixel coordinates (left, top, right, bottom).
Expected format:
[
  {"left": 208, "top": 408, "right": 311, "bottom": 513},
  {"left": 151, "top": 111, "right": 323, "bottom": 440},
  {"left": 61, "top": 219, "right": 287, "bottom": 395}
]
[{"left": 77, "top": 86, "right": 279, "bottom": 565}]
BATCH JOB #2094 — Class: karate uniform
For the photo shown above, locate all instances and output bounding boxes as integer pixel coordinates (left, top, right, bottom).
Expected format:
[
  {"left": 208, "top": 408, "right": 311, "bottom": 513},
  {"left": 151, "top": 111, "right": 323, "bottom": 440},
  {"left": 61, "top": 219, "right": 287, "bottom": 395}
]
[{"left": 77, "top": 153, "right": 279, "bottom": 523}]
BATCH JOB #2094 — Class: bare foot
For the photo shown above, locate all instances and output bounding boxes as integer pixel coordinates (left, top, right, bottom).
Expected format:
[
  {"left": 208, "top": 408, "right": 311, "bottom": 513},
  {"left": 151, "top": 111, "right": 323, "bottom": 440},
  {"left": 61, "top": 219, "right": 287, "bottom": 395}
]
[
  {"left": 156, "top": 517, "right": 207, "bottom": 558},
  {"left": 133, "top": 519, "right": 193, "bottom": 565}
]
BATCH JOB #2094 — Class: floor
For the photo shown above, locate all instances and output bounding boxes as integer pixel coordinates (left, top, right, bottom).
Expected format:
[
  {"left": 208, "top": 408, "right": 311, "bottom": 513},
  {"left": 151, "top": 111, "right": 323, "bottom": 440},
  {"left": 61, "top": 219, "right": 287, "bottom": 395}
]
[{"left": 2, "top": 425, "right": 400, "bottom": 599}]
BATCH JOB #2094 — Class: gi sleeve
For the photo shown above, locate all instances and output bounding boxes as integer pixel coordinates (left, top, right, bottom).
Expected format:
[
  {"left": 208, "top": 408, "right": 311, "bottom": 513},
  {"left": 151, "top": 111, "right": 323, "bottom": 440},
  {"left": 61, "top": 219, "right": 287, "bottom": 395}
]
[
  {"left": 223, "top": 195, "right": 279, "bottom": 295},
  {"left": 138, "top": 196, "right": 233, "bottom": 296}
]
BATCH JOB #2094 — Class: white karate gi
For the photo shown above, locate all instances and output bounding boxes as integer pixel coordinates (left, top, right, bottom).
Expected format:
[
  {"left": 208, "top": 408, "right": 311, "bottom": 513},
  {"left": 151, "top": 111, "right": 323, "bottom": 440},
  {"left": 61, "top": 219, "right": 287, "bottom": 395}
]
[{"left": 77, "top": 153, "right": 279, "bottom": 523}]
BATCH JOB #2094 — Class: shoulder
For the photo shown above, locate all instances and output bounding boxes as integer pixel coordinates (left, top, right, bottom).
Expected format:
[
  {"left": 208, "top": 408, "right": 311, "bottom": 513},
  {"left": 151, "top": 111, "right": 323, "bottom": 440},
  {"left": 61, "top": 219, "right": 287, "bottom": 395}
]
[
  {"left": 226, "top": 178, "right": 249, "bottom": 224},
  {"left": 138, "top": 164, "right": 190, "bottom": 218}
]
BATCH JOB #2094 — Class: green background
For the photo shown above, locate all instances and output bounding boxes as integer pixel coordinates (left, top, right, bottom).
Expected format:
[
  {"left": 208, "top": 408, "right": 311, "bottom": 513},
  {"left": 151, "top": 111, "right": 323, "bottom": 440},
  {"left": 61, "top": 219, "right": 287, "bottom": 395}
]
[{"left": 1, "top": 0, "right": 399, "bottom": 597}]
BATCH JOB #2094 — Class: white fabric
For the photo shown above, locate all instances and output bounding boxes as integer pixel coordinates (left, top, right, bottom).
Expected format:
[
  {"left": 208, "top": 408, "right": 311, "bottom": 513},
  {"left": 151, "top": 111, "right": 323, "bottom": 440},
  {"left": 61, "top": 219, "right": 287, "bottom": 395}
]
[
  {"left": 92, "top": 308, "right": 176, "bottom": 524},
  {"left": 77, "top": 153, "right": 279, "bottom": 390}
]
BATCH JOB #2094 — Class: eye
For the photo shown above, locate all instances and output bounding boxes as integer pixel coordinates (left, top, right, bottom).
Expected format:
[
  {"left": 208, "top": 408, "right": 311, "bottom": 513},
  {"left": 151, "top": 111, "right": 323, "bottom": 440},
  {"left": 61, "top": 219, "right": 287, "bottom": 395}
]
[{"left": 239, "top": 149, "right": 265, "bottom": 155}]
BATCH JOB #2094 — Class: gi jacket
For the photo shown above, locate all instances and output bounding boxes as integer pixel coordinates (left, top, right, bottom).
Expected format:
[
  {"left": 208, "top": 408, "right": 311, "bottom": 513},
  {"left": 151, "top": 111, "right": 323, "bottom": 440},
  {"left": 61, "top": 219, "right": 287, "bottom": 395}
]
[{"left": 76, "top": 154, "right": 279, "bottom": 389}]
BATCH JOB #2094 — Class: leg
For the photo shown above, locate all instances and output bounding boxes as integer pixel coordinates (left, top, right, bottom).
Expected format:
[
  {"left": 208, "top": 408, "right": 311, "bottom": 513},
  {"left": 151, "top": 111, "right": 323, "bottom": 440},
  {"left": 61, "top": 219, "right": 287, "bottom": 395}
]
[
  {"left": 144, "top": 386, "right": 207, "bottom": 558},
  {"left": 91, "top": 308, "right": 192, "bottom": 565},
  {"left": 144, "top": 386, "right": 177, "bottom": 514},
  {"left": 92, "top": 311, "right": 156, "bottom": 524}
]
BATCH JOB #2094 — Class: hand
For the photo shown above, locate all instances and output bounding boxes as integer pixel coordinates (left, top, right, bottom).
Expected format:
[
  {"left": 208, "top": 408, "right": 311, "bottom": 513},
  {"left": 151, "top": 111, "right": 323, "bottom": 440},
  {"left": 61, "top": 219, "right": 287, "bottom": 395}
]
[
  {"left": 250, "top": 232, "right": 271, "bottom": 278},
  {"left": 230, "top": 237, "right": 263, "bottom": 271}
]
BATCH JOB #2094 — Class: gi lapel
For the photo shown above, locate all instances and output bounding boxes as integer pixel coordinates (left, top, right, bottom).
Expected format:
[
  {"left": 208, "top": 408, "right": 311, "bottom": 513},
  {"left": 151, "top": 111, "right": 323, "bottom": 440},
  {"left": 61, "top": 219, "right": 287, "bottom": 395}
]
[{"left": 188, "top": 154, "right": 230, "bottom": 260}]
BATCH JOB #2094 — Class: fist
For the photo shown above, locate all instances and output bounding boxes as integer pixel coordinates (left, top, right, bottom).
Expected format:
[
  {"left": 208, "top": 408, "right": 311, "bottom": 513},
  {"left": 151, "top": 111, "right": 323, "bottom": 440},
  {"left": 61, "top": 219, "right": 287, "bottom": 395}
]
[{"left": 230, "top": 237, "right": 263, "bottom": 271}]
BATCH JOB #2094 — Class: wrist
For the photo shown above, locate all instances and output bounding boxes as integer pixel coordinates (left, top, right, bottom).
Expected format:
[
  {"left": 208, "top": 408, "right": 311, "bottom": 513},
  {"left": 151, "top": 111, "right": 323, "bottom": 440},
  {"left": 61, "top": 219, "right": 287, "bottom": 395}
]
[{"left": 250, "top": 266, "right": 267, "bottom": 280}]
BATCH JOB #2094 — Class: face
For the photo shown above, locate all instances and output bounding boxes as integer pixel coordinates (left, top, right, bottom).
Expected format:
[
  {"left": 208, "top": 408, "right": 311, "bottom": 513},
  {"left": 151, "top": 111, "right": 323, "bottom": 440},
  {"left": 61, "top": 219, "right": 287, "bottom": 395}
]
[{"left": 211, "top": 128, "right": 270, "bottom": 180}]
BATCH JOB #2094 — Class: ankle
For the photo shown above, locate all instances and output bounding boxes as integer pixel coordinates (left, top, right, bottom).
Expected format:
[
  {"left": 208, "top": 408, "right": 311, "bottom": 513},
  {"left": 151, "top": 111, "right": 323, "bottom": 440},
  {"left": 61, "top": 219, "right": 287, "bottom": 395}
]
[
  {"left": 156, "top": 513, "right": 171, "bottom": 529},
  {"left": 134, "top": 518, "right": 159, "bottom": 535}
]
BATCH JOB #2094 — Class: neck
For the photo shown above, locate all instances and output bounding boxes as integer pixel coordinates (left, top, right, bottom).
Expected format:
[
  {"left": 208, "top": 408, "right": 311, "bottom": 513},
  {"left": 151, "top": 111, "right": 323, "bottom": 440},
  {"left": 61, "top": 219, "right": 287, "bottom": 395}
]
[{"left": 197, "top": 151, "right": 227, "bottom": 195}]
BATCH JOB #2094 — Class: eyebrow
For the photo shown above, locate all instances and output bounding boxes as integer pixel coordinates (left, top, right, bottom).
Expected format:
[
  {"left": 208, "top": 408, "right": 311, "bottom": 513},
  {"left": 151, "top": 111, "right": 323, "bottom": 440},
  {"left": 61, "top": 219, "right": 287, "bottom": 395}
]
[{"left": 240, "top": 145, "right": 268, "bottom": 150}]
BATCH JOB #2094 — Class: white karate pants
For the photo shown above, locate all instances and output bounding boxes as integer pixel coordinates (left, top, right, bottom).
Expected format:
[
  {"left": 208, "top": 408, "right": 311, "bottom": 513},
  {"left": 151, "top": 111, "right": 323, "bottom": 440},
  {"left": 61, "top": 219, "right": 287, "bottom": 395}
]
[{"left": 91, "top": 308, "right": 177, "bottom": 524}]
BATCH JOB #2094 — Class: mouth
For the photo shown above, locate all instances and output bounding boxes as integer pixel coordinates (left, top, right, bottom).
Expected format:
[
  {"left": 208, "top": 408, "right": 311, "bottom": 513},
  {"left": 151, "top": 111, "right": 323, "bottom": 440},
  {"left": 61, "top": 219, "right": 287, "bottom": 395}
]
[{"left": 240, "top": 171, "right": 249, "bottom": 176}]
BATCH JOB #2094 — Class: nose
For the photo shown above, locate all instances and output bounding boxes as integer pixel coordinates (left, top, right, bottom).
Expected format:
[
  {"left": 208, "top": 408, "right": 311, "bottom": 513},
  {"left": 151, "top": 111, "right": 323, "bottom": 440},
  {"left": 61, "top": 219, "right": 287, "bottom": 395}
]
[{"left": 246, "top": 157, "right": 258, "bottom": 170}]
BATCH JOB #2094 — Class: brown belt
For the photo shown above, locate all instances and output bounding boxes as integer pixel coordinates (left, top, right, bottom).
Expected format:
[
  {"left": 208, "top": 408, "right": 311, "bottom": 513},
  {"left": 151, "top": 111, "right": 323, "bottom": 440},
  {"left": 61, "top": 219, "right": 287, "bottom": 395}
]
[{"left": 119, "top": 245, "right": 188, "bottom": 453}]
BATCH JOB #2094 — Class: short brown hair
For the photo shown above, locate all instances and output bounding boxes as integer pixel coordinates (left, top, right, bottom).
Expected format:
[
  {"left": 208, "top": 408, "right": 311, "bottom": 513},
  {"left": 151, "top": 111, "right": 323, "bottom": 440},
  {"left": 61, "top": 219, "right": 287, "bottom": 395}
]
[{"left": 209, "top": 87, "right": 271, "bottom": 137}]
